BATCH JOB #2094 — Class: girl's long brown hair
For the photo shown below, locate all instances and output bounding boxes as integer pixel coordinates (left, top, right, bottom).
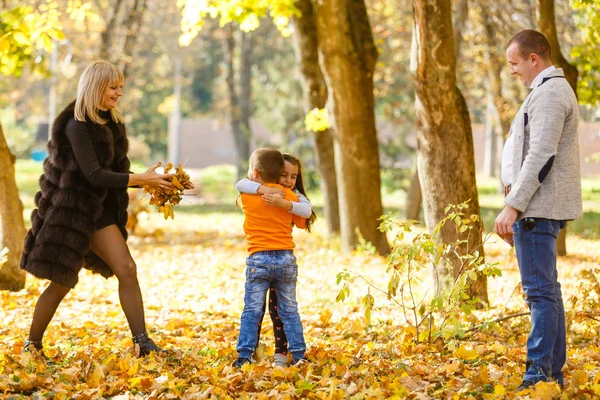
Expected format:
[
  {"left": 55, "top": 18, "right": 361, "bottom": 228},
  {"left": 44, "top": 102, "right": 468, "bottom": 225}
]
[{"left": 283, "top": 153, "right": 317, "bottom": 232}]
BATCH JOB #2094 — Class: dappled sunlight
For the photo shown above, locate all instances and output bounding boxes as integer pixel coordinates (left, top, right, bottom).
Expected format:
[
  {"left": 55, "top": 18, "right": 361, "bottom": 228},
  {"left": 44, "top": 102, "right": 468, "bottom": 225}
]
[{"left": 3, "top": 209, "right": 600, "bottom": 398}]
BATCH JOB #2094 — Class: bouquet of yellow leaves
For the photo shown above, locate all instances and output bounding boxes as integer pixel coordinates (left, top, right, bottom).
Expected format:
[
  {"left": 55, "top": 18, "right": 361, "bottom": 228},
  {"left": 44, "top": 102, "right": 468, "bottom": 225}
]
[{"left": 143, "top": 163, "right": 193, "bottom": 219}]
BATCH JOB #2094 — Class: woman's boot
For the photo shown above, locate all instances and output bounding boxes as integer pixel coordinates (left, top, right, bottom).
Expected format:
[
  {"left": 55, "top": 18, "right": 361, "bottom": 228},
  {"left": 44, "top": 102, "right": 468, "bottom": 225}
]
[
  {"left": 23, "top": 339, "right": 47, "bottom": 359},
  {"left": 132, "top": 332, "right": 163, "bottom": 357}
]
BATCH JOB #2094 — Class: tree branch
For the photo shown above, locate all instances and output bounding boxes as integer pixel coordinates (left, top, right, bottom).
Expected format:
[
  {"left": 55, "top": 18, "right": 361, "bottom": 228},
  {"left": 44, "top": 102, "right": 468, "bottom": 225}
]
[{"left": 464, "top": 311, "right": 530, "bottom": 334}]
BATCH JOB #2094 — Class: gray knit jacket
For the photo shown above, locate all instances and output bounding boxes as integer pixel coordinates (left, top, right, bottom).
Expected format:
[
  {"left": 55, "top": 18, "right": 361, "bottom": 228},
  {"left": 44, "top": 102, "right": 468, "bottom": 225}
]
[{"left": 505, "top": 68, "right": 582, "bottom": 221}]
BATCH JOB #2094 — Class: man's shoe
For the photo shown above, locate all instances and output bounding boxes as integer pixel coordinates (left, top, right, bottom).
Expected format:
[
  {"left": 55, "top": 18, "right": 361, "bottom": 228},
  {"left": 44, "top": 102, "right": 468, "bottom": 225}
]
[
  {"left": 273, "top": 353, "right": 288, "bottom": 368},
  {"left": 516, "top": 380, "right": 536, "bottom": 392},
  {"left": 552, "top": 376, "right": 564, "bottom": 390},
  {"left": 233, "top": 357, "right": 252, "bottom": 368},
  {"left": 132, "top": 332, "right": 164, "bottom": 357}
]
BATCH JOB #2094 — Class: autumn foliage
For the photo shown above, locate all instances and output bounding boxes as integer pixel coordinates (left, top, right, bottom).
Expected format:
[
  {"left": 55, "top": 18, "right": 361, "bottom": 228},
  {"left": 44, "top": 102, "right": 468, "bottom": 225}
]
[
  {"left": 143, "top": 163, "right": 192, "bottom": 220},
  {"left": 2, "top": 209, "right": 600, "bottom": 398}
]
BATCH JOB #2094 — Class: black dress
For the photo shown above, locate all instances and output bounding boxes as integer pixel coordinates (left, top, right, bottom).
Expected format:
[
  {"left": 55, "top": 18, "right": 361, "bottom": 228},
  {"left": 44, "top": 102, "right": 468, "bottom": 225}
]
[{"left": 65, "top": 109, "right": 129, "bottom": 231}]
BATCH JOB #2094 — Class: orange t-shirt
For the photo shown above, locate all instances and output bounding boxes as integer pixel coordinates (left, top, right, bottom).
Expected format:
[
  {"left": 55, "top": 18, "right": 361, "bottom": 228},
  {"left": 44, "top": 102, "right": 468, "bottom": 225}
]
[{"left": 240, "top": 183, "right": 307, "bottom": 255}]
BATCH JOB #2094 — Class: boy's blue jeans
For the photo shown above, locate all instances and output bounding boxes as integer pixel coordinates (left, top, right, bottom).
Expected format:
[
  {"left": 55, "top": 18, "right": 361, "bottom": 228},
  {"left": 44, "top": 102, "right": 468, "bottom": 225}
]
[
  {"left": 513, "top": 218, "right": 565, "bottom": 385},
  {"left": 236, "top": 250, "right": 306, "bottom": 361}
]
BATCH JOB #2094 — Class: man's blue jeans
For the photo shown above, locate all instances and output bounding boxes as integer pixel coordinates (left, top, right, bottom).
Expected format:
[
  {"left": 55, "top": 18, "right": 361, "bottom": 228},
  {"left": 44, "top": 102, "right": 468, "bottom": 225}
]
[
  {"left": 236, "top": 250, "right": 306, "bottom": 361},
  {"left": 513, "top": 218, "right": 565, "bottom": 384}
]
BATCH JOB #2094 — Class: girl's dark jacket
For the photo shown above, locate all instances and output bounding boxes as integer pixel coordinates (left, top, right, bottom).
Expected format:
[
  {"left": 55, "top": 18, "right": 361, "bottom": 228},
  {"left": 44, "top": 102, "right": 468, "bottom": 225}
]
[{"left": 20, "top": 101, "right": 130, "bottom": 288}]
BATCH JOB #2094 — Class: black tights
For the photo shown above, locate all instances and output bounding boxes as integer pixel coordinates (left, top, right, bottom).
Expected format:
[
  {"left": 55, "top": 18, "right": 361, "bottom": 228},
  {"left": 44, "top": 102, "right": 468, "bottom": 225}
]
[
  {"left": 256, "top": 287, "right": 289, "bottom": 355},
  {"left": 28, "top": 225, "right": 147, "bottom": 342}
]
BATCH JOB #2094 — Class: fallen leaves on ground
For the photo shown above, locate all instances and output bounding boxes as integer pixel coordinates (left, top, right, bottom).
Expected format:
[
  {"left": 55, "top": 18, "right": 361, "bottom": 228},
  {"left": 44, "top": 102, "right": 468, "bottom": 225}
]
[{"left": 1, "top": 210, "right": 600, "bottom": 399}]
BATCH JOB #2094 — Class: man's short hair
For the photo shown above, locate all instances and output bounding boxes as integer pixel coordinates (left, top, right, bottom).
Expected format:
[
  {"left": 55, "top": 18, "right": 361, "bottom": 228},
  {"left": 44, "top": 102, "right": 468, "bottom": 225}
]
[
  {"left": 249, "top": 148, "right": 284, "bottom": 183},
  {"left": 508, "top": 30, "right": 551, "bottom": 60}
]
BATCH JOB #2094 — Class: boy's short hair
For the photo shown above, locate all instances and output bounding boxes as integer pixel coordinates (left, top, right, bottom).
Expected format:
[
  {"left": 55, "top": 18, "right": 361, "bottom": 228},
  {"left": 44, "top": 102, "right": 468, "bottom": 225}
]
[
  {"left": 507, "top": 30, "right": 551, "bottom": 61},
  {"left": 250, "top": 148, "right": 285, "bottom": 183}
]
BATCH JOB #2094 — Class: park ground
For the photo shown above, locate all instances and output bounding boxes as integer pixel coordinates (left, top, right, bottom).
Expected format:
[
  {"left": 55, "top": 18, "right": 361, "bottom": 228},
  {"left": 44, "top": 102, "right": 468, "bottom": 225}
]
[{"left": 1, "top": 160, "right": 600, "bottom": 399}]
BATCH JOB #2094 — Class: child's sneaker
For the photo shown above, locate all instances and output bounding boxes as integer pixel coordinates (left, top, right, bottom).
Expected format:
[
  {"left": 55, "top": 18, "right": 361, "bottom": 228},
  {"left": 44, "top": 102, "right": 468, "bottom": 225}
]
[
  {"left": 232, "top": 357, "right": 252, "bottom": 368},
  {"left": 273, "top": 353, "right": 288, "bottom": 368},
  {"left": 292, "top": 358, "right": 308, "bottom": 367}
]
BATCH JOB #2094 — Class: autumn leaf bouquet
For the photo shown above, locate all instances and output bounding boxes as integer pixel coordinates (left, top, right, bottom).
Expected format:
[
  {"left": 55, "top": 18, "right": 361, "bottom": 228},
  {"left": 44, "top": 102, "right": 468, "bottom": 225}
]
[{"left": 143, "top": 163, "right": 194, "bottom": 219}]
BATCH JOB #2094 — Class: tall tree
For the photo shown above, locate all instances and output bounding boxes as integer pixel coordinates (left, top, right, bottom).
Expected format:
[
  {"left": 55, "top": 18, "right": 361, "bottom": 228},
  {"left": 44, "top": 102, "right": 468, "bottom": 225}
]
[
  {"left": 0, "top": 123, "right": 26, "bottom": 291},
  {"left": 537, "top": 0, "right": 578, "bottom": 256},
  {"left": 100, "top": 0, "right": 127, "bottom": 61},
  {"left": 120, "top": 0, "right": 148, "bottom": 77},
  {"left": 480, "top": 6, "right": 512, "bottom": 180},
  {"left": 452, "top": 0, "right": 469, "bottom": 62},
  {"left": 570, "top": 0, "right": 600, "bottom": 107},
  {"left": 0, "top": 3, "right": 68, "bottom": 290},
  {"left": 179, "top": 0, "right": 384, "bottom": 249},
  {"left": 404, "top": 170, "right": 422, "bottom": 220},
  {"left": 313, "top": 0, "right": 389, "bottom": 254},
  {"left": 483, "top": 92, "right": 499, "bottom": 178},
  {"left": 290, "top": 0, "right": 340, "bottom": 235},
  {"left": 99, "top": 0, "right": 148, "bottom": 77},
  {"left": 481, "top": 7, "right": 512, "bottom": 137},
  {"left": 411, "top": 0, "right": 487, "bottom": 300},
  {"left": 239, "top": 30, "right": 253, "bottom": 174},
  {"left": 224, "top": 25, "right": 251, "bottom": 180},
  {"left": 537, "top": 0, "right": 578, "bottom": 92}
]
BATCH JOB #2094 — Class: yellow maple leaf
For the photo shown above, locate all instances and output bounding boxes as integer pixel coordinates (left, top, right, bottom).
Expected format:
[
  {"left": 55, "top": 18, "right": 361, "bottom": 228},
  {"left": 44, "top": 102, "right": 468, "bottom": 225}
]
[
  {"left": 490, "top": 343, "right": 507, "bottom": 355},
  {"left": 102, "top": 353, "right": 116, "bottom": 366},
  {"left": 87, "top": 361, "right": 104, "bottom": 388},
  {"left": 453, "top": 345, "right": 478, "bottom": 360},
  {"left": 319, "top": 309, "right": 333, "bottom": 324},
  {"left": 493, "top": 384, "right": 506, "bottom": 395},
  {"left": 530, "top": 381, "right": 561, "bottom": 399},
  {"left": 127, "top": 359, "right": 139, "bottom": 376},
  {"left": 479, "top": 365, "right": 490, "bottom": 384},
  {"left": 571, "top": 369, "right": 588, "bottom": 387},
  {"left": 444, "top": 360, "right": 461, "bottom": 375}
]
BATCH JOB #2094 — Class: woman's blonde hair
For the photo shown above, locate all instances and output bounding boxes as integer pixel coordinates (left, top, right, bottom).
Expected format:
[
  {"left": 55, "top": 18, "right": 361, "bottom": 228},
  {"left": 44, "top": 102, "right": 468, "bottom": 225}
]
[{"left": 74, "top": 60, "right": 124, "bottom": 124}]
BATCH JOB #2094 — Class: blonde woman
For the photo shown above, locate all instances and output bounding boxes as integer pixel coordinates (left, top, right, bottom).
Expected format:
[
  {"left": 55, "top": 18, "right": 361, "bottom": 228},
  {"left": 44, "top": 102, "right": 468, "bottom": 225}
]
[{"left": 20, "top": 61, "right": 186, "bottom": 357}]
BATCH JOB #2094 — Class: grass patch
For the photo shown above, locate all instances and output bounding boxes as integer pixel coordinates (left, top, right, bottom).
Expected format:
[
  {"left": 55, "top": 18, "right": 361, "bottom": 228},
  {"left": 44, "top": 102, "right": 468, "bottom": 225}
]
[
  {"left": 15, "top": 159, "right": 43, "bottom": 196},
  {"left": 15, "top": 160, "right": 600, "bottom": 239}
]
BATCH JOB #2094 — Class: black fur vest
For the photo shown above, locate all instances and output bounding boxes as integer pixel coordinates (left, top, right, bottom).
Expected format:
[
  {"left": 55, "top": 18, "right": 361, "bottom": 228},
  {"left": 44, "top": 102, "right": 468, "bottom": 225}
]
[{"left": 20, "top": 101, "right": 130, "bottom": 288}]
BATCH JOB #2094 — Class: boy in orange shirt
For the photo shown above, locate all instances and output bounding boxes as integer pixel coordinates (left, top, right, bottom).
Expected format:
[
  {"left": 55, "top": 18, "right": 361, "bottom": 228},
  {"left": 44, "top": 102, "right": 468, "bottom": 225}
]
[{"left": 233, "top": 148, "right": 307, "bottom": 367}]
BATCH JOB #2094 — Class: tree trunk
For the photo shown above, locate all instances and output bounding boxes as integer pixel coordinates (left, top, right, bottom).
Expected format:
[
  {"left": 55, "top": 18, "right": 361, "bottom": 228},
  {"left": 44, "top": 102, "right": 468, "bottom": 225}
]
[
  {"left": 314, "top": 0, "right": 389, "bottom": 255},
  {"left": 452, "top": 0, "right": 469, "bottom": 62},
  {"left": 0, "top": 122, "right": 26, "bottom": 291},
  {"left": 537, "top": 0, "right": 578, "bottom": 94},
  {"left": 238, "top": 31, "right": 253, "bottom": 174},
  {"left": 480, "top": 8, "right": 511, "bottom": 191},
  {"left": 120, "top": 0, "right": 148, "bottom": 77},
  {"left": 537, "top": 0, "right": 578, "bottom": 256},
  {"left": 411, "top": 0, "right": 487, "bottom": 301},
  {"left": 405, "top": 169, "right": 422, "bottom": 221},
  {"left": 100, "top": 0, "right": 127, "bottom": 61},
  {"left": 493, "top": 105, "right": 504, "bottom": 179},
  {"left": 224, "top": 25, "right": 249, "bottom": 180},
  {"left": 483, "top": 91, "right": 497, "bottom": 178},
  {"left": 481, "top": 11, "right": 512, "bottom": 137},
  {"left": 291, "top": 0, "right": 340, "bottom": 235}
]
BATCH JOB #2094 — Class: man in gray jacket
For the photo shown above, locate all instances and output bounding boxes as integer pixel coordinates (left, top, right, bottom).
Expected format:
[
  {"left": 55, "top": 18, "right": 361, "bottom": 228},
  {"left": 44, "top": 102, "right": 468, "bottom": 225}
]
[{"left": 495, "top": 30, "right": 582, "bottom": 391}]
